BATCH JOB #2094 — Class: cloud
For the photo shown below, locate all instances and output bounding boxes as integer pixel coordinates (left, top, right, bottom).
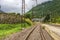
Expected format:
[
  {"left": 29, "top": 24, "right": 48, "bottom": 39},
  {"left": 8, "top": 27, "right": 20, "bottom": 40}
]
[
  {"left": 0, "top": 0, "right": 21, "bottom": 13},
  {"left": 0, "top": 0, "right": 50, "bottom": 13}
]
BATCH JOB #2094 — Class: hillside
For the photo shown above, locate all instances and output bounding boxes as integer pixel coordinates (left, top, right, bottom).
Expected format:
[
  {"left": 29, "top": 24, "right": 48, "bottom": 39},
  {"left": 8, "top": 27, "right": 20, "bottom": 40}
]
[
  {"left": 0, "top": 13, "right": 22, "bottom": 24},
  {"left": 27, "top": 0, "right": 60, "bottom": 23}
]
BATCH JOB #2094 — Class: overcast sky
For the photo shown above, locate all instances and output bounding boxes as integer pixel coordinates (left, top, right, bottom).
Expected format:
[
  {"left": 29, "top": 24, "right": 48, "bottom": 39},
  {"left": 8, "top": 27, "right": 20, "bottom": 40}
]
[{"left": 0, "top": 0, "right": 51, "bottom": 13}]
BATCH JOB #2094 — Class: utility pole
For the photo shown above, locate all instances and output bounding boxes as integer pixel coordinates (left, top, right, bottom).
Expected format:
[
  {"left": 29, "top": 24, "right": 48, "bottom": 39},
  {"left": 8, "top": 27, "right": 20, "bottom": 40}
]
[
  {"left": 36, "top": 0, "right": 38, "bottom": 5},
  {"left": 22, "top": 0, "right": 25, "bottom": 15},
  {"left": 32, "top": 5, "right": 34, "bottom": 19},
  {"left": 0, "top": 5, "right": 1, "bottom": 10},
  {"left": 0, "top": 5, "right": 1, "bottom": 13},
  {"left": 32, "top": 0, "right": 38, "bottom": 5},
  {"left": 21, "top": 0, "right": 25, "bottom": 27},
  {"left": 32, "top": 0, "right": 38, "bottom": 19}
]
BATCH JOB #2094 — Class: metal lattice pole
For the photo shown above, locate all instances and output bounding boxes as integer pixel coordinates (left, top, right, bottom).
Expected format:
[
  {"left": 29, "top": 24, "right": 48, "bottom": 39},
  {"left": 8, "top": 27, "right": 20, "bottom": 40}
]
[
  {"left": 32, "top": 0, "right": 38, "bottom": 5},
  {"left": 32, "top": 0, "right": 38, "bottom": 19},
  {"left": 36, "top": 0, "right": 38, "bottom": 5},
  {"left": 21, "top": 0, "right": 25, "bottom": 27},
  {"left": 22, "top": 0, "right": 25, "bottom": 15},
  {"left": 0, "top": 5, "right": 1, "bottom": 10},
  {"left": 23, "top": 0, "right": 25, "bottom": 27}
]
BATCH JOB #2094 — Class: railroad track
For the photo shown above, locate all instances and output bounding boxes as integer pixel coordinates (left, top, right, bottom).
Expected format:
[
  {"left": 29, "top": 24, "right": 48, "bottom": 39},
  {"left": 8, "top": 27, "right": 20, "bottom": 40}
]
[
  {"left": 4, "top": 23, "right": 54, "bottom": 40},
  {"left": 40, "top": 25, "right": 46, "bottom": 40}
]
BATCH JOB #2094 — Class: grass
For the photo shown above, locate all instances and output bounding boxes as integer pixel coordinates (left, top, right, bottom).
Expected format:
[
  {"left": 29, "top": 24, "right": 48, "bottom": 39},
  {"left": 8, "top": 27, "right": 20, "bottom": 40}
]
[{"left": 0, "top": 23, "right": 31, "bottom": 39}]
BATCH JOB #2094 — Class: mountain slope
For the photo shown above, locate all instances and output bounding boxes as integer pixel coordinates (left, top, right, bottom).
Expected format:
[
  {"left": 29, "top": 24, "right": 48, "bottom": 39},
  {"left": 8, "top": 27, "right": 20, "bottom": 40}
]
[{"left": 27, "top": 0, "right": 60, "bottom": 23}]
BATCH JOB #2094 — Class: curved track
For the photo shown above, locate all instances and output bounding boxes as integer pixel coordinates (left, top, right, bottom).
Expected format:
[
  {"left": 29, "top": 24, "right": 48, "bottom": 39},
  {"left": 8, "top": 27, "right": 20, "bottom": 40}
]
[{"left": 4, "top": 23, "right": 54, "bottom": 40}]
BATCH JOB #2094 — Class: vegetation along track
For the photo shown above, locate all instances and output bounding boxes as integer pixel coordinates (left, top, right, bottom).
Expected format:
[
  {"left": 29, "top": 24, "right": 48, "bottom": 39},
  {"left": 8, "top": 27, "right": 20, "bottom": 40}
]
[{"left": 4, "top": 23, "right": 54, "bottom": 40}]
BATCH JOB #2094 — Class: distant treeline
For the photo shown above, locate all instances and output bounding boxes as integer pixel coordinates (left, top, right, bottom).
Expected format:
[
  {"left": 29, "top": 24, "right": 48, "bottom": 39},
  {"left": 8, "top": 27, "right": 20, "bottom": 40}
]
[{"left": 0, "top": 13, "right": 23, "bottom": 24}]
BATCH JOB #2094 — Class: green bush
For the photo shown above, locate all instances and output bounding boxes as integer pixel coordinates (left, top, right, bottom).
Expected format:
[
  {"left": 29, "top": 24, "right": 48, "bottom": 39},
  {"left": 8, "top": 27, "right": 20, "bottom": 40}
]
[{"left": 25, "top": 18, "right": 33, "bottom": 25}]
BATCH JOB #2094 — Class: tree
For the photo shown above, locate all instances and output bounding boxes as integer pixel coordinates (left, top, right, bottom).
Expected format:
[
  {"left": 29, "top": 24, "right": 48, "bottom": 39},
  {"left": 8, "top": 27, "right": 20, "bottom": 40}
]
[
  {"left": 24, "top": 13, "right": 32, "bottom": 19},
  {"left": 43, "top": 14, "right": 51, "bottom": 22}
]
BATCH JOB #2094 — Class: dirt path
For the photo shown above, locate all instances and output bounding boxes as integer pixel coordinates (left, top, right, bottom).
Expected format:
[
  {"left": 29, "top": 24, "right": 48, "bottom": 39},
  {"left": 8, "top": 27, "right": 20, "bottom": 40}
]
[
  {"left": 41, "top": 24, "right": 60, "bottom": 40},
  {"left": 4, "top": 23, "right": 54, "bottom": 40},
  {"left": 42, "top": 24, "right": 60, "bottom": 36}
]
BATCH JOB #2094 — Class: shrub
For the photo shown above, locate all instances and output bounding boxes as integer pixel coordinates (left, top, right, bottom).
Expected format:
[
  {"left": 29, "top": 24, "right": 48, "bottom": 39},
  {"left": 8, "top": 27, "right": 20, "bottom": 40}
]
[{"left": 25, "top": 18, "right": 33, "bottom": 25}]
